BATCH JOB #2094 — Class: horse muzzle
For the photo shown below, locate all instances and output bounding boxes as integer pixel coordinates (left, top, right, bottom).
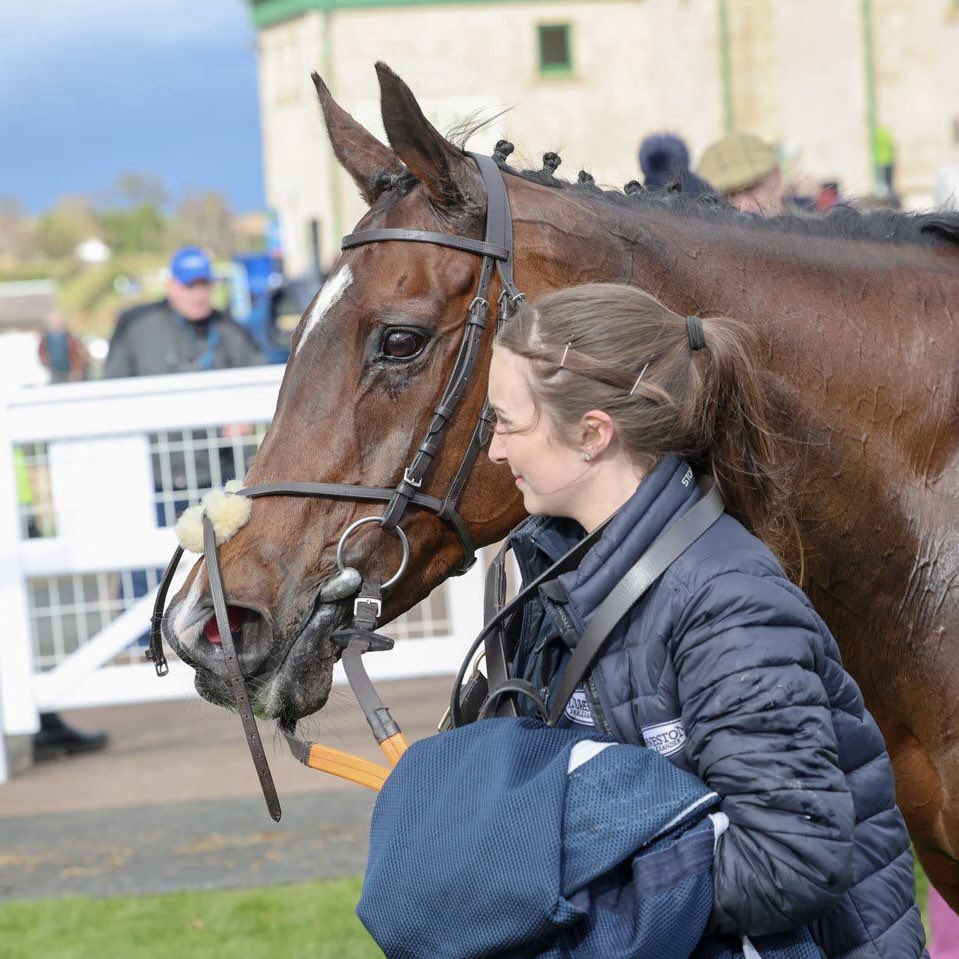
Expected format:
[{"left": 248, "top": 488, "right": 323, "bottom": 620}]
[{"left": 164, "top": 584, "right": 353, "bottom": 719}]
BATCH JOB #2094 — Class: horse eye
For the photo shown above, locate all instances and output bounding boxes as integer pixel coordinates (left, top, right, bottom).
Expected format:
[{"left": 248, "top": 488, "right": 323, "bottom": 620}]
[{"left": 382, "top": 329, "right": 426, "bottom": 359}]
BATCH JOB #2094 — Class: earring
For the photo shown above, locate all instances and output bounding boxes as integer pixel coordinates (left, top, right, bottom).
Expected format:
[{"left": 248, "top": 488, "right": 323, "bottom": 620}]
[{"left": 582, "top": 451, "right": 593, "bottom": 462}]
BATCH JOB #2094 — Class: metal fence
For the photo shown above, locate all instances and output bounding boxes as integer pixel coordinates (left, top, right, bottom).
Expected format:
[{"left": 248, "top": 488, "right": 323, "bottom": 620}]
[{"left": 0, "top": 367, "right": 483, "bottom": 783}]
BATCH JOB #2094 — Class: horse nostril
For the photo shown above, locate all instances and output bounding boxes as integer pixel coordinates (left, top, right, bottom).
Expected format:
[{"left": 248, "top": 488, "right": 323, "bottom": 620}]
[{"left": 204, "top": 605, "right": 245, "bottom": 645}]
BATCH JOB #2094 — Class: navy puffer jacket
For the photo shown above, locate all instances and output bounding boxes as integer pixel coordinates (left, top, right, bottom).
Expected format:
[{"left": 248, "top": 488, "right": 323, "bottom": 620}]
[{"left": 509, "top": 455, "right": 926, "bottom": 959}]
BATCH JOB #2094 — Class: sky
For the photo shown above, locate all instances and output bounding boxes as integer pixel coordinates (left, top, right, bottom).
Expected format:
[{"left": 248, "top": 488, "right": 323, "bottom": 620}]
[{"left": 0, "top": 0, "right": 265, "bottom": 214}]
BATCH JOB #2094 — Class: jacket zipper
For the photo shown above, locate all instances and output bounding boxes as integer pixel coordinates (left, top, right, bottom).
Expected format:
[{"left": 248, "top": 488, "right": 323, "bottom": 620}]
[{"left": 545, "top": 596, "right": 611, "bottom": 733}]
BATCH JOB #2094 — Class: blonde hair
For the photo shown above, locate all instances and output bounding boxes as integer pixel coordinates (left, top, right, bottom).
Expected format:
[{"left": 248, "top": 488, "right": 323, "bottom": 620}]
[{"left": 495, "top": 283, "right": 801, "bottom": 576}]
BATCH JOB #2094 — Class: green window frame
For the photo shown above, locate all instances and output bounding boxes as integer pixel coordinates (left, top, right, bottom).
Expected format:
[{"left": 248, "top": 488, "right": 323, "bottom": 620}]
[{"left": 537, "top": 24, "right": 573, "bottom": 75}]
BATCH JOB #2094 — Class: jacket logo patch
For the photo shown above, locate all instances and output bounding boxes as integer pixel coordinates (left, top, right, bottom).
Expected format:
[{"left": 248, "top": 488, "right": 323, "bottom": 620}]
[
  {"left": 642, "top": 718, "right": 687, "bottom": 756},
  {"left": 564, "top": 689, "right": 595, "bottom": 727}
]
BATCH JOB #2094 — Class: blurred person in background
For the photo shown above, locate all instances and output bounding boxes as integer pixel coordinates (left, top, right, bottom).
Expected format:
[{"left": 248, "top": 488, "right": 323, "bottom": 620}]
[
  {"left": 698, "top": 132, "right": 784, "bottom": 215},
  {"left": 105, "top": 246, "right": 262, "bottom": 378},
  {"left": 38, "top": 310, "right": 89, "bottom": 384},
  {"left": 638, "top": 132, "right": 713, "bottom": 197},
  {"left": 34, "top": 712, "right": 108, "bottom": 761},
  {"left": 874, "top": 125, "right": 897, "bottom": 200},
  {"left": 816, "top": 180, "right": 842, "bottom": 214}
]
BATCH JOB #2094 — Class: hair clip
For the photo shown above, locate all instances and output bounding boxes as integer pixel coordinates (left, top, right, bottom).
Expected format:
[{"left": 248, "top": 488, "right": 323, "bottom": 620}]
[
  {"left": 629, "top": 362, "right": 650, "bottom": 396},
  {"left": 560, "top": 343, "right": 571, "bottom": 368}
]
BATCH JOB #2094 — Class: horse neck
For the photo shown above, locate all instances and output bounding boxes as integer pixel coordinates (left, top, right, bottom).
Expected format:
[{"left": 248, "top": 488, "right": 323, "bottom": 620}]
[{"left": 512, "top": 187, "right": 959, "bottom": 490}]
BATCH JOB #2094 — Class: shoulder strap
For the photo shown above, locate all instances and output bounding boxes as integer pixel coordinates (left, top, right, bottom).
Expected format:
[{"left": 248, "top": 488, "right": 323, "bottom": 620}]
[
  {"left": 546, "top": 485, "right": 725, "bottom": 726},
  {"left": 483, "top": 523, "right": 607, "bottom": 719},
  {"left": 447, "top": 521, "right": 607, "bottom": 728}
]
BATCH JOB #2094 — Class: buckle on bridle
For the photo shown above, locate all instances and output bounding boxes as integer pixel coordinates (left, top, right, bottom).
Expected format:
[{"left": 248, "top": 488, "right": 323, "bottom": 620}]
[{"left": 354, "top": 595, "right": 382, "bottom": 620}]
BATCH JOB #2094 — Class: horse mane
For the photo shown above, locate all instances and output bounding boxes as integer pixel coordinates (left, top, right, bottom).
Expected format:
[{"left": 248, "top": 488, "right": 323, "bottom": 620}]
[
  {"left": 499, "top": 159, "right": 959, "bottom": 250},
  {"left": 370, "top": 137, "right": 959, "bottom": 250}
]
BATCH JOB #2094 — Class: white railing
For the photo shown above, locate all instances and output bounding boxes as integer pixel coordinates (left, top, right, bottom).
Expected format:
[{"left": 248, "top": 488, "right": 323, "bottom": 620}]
[{"left": 0, "top": 367, "right": 483, "bottom": 783}]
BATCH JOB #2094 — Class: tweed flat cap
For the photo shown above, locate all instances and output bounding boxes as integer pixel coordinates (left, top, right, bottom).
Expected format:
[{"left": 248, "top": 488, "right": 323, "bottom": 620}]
[{"left": 698, "top": 133, "right": 778, "bottom": 194}]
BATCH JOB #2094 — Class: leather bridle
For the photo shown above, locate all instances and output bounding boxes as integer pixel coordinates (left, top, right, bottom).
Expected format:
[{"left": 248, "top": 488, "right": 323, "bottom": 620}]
[{"left": 148, "top": 152, "right": 524, "bottom": 820}]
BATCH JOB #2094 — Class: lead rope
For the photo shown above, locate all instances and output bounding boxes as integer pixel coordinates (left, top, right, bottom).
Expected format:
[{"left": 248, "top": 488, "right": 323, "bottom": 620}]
[{"left": 280, "top": 581, "right": 409, "bottom": 793}]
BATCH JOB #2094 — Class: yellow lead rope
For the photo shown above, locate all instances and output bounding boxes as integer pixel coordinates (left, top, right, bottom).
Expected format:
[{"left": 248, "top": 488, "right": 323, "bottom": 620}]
[{"left": 298, "top": 733, "right": 409, "bottom": 792}]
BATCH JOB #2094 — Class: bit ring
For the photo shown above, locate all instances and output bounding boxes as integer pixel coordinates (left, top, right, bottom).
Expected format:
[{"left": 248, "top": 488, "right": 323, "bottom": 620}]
[{"left": 335, "top": 516, "right": 410, "bottom": 590}]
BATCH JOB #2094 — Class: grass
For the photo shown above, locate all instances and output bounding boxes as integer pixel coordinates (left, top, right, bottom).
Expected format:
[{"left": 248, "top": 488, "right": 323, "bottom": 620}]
[
  {"left": 0, "top": 861, "right": 935, "bottom": 957},
  {"left": 0, "top": 876, "right": 383, "bottom": 959},
  {"left": 916, "top": 858, "right": 931, "bottom": 938}
]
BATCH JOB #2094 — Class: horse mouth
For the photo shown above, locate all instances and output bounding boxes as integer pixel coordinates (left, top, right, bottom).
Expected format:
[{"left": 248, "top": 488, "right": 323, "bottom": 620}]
[{"left": 162, "top": 590, "right": 350, "bottom": 723}]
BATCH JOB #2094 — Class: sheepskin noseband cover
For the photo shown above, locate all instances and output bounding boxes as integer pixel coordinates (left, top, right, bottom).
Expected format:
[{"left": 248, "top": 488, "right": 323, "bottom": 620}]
[{"left": 174, "top": 480, "right": 253, "bottom": 553}]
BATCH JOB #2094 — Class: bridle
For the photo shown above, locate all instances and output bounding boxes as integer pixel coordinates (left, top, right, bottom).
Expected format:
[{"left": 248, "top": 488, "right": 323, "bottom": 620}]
[{"left": 148, "top": 152, "right": 524, "bottom": 821}]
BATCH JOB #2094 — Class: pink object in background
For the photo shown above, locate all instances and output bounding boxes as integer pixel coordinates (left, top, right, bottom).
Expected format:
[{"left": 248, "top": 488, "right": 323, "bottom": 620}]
[{"left": 930, "top": 887, "right": 959, "bottom": 957}]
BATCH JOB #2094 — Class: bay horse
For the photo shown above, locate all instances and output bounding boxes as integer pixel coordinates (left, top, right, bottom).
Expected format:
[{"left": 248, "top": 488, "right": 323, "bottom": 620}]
[{"left": 162, "top": 64, "right": 959, "bottom": 905}]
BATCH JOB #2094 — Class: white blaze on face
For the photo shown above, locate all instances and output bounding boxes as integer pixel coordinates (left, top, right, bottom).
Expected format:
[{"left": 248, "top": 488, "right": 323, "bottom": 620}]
[{"left": 296, "top": 265, "right": 354, "bottom": 356}]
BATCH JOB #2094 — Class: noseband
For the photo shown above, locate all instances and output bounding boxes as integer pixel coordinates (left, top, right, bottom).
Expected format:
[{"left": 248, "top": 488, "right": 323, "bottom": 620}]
[{"left": 148, "top": 152, "right": 524, "bottom": 820}]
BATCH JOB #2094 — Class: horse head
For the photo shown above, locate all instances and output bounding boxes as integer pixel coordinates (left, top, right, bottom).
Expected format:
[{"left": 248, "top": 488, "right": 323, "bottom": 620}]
[{"left": 162, "top": 64, "right": 528, "bottom": 723}]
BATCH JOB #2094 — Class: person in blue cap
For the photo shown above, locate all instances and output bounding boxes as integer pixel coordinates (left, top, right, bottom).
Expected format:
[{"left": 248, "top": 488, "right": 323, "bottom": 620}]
[
  {"left": 638, "top": 132, "right": 713, "bottom": 197},
  {"left": 105, "top": 246, "right": 263, "bottom": 379}
]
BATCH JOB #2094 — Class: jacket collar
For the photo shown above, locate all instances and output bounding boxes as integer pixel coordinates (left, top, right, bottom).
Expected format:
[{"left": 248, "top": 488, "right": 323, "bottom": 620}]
[{"left": 509, "top": 455, "right": 702, "bottom": 621}]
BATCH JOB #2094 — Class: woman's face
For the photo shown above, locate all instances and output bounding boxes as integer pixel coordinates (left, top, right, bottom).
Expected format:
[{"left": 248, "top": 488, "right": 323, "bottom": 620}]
[{"left": 487, "top": 347, "right": 591, "bottom": 519}]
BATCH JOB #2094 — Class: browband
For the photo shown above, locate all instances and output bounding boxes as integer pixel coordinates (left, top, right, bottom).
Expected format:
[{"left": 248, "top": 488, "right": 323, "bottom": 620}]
[{"left": 343, "top": 229, "right": 509, "bottom": 262}]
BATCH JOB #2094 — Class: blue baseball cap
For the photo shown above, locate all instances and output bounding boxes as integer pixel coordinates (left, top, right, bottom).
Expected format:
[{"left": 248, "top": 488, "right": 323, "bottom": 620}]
[{"left": 170, "top": 246, "right": 213, "bottom": 285}]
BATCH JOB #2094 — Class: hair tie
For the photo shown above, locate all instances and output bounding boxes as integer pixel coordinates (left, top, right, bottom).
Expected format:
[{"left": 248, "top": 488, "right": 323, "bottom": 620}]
[{"left": 686, "top": 315, "right": 706, "bottom": 351}]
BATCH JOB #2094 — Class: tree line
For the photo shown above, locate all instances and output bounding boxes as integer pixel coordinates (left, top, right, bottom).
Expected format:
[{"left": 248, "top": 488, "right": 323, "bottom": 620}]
[{"left": 0, "top": 173, "right": 248, "bottom": 265}]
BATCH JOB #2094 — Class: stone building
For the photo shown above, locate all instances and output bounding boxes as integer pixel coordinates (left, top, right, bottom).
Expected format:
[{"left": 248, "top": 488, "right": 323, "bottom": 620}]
[{"left": 250, "top": 0, "right": 959, "bottom": 274}]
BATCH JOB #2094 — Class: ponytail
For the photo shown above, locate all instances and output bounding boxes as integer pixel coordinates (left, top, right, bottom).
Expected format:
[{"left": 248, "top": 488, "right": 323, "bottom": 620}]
[{"left": 690, "top": 316, "right": 801, "bottom": 578}]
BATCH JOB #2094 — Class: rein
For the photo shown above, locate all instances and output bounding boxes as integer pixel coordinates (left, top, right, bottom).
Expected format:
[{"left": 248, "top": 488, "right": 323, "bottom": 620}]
[{"left": 148, "top": 152, "right": 525, "bottom": 820}]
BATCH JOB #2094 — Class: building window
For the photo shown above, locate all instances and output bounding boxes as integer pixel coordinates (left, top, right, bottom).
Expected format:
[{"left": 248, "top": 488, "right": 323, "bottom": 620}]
[{"left": 538, "top": 24, "right": 572, "bottom": 74}]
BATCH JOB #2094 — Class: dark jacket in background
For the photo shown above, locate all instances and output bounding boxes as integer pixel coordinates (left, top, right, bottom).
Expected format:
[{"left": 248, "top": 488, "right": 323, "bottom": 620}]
[
  {"left": 509, "top": 455, "right": 926, "bottom": 959},
  {"left": 104, "top": 299, "right": 263, "bottom": 378}
]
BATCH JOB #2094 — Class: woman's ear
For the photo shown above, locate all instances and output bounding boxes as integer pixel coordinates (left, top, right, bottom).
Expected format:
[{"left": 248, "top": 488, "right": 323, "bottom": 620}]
[{"left": 581, "top": 410, "right": 616, "bottom": 456}]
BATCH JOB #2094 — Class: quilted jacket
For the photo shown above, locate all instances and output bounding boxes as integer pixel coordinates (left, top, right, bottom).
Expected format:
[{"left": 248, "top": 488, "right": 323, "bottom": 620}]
[{"left": 509, "top": 454, "right": 927, "bottom": 959}]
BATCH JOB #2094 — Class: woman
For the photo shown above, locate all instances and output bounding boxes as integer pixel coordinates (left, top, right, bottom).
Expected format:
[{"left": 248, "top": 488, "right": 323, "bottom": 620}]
[{"left": 484, "top": 284, "right": 926, "bottom": 959}]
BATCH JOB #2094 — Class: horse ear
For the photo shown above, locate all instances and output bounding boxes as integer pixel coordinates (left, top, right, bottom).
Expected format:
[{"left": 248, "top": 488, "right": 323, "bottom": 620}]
[
  {"left": 312, "top": 72, "right": 403, "bottom": 206},
  {"left": 375, "top": 62, "right": 478, "bottom": 209}
]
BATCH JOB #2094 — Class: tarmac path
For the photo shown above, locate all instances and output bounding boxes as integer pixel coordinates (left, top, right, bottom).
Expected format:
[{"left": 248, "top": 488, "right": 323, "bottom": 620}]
[{"left": 0, "top": 676, "right": 452, "bottom": 901}]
